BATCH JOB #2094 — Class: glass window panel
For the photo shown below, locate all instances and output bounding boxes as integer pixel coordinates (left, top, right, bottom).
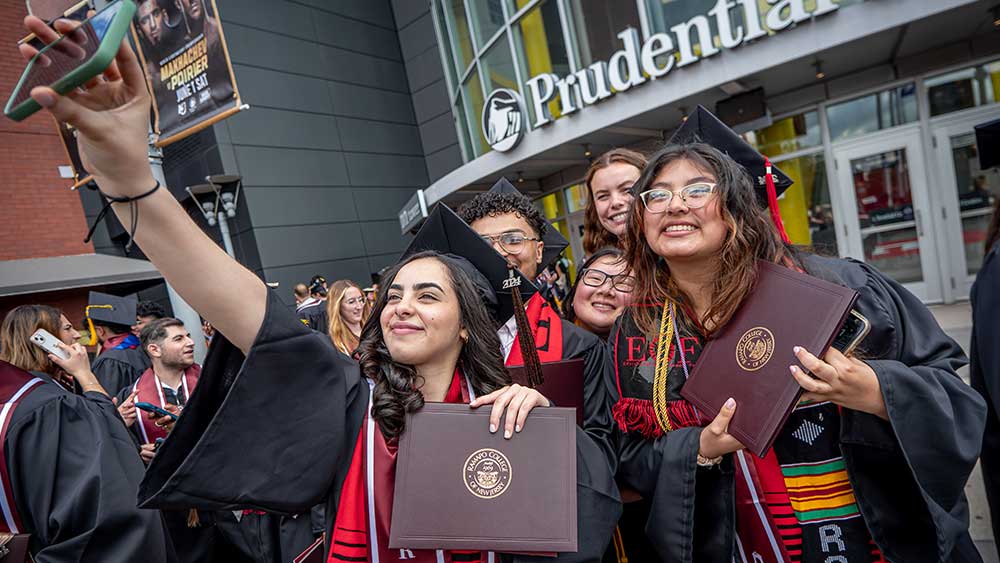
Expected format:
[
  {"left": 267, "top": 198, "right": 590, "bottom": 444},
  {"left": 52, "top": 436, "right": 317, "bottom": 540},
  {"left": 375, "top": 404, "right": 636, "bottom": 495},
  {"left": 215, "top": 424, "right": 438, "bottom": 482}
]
[
  {"left": 926, "top": 60, "right": 1000, "bottom": 117},
  {"left": 453, "top": 91, "right": 473, "bottom": 161},
  {"left": 826, "top": 84, "right": 918, "bottom": 142},
  {"left": 565, "top": 183, "right": 588, "bottom": 213},
  {"left": 538, "top": 191, "right": 567, "bottom": 220},
  {"left": 461, "top": 67, "right": 490, "bottom": 156},
  {"left": 443, "top": 0, "right": 476, "bottom": 75},
  {"left": 567, "top": 0, "right": 641, "bottom": 66},
  {"left": 481, "top": 35, "right": 519, "bottom": 93},
  {"left": 850, "top": 149, "right": 923, "bottom": 284},
  {"left": 949, "top": 133, "right": 1000, "bottom": 275},
  {"left": 434, "top": 0, "right": 460, "bottom": 91},
  {"left": 467, "top": 0, "right": 506, "bottom": 49},
  {"left": 772, "top": 153, "right": 839, "bottom": 257},
  {"left": 512, "top": 0, "right": 571, "bottom": 124},
  {"left": 744, "top": 111, "right": 821, "bottom": 158}
]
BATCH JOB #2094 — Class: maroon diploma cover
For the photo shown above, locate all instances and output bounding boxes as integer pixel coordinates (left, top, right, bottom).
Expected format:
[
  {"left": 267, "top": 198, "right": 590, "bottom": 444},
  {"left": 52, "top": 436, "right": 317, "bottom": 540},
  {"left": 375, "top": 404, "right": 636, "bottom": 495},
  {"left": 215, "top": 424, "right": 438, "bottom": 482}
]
[
  {"left": 508, "top": 358, "right": 584, "bottom": 425},
  {"left": 680, "top": 260, "right": 858, "bottom": 457},
  {"left": 390, "top": 403, "right": 577, "bottom": 553}
]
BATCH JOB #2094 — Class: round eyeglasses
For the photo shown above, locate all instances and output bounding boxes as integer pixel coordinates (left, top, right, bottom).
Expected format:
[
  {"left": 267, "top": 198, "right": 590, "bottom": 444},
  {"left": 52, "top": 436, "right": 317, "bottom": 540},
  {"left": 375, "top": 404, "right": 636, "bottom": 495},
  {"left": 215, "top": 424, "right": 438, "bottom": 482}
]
[
  {"left": 639, "top": 182, "right": 717, "bottom": 214},
  {"left": 480, "top": 231, "right": 540, "bottom": 254},
  {"left": 579, "top": 268, "right": 635, "bottom": 293}
]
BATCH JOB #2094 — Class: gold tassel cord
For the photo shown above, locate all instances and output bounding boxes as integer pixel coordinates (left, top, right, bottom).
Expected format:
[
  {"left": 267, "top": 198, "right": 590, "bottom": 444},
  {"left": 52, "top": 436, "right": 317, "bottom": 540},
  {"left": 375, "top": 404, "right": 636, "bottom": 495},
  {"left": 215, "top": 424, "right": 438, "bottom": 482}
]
[
  {"left": 84, "top": 305, "right": 114, "bottom": 346},
  {"left": 652, "top": 303, "right": 675, "bottom": 433}
]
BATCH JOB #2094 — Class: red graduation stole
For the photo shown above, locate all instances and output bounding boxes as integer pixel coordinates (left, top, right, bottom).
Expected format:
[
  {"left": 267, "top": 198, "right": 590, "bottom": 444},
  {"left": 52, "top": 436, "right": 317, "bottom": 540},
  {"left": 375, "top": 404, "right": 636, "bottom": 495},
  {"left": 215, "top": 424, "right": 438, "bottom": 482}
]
[
  {"left": 132, "top": 366, "right": 200, "bottom": 445},
  {"left": 0, "top": 361, "right": 46, "bottom": 534},
  {"left": 328, "top": 371, "right": 493, "bottom": 563},
  {"left": 504, "top": 293, "right": 564, "bottom": 367}
]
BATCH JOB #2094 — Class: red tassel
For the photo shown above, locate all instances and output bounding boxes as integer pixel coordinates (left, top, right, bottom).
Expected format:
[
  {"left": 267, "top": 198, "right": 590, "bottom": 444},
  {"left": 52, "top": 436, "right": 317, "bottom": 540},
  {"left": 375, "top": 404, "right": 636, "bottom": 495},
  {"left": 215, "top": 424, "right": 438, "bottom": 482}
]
[
  {"left": 612, "top": 398, "right": 664, "bottom": 439},
  {"left": 764, "top": 157, "right": 791, "bottom": 244}
]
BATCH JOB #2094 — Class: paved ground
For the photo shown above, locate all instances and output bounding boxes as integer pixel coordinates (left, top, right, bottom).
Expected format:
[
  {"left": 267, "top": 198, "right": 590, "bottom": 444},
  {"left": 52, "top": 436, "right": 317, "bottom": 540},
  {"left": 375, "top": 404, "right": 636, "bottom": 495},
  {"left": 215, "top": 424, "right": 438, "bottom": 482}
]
[{"left": 928, "top": 302, "right": 998, "bottom": 563}]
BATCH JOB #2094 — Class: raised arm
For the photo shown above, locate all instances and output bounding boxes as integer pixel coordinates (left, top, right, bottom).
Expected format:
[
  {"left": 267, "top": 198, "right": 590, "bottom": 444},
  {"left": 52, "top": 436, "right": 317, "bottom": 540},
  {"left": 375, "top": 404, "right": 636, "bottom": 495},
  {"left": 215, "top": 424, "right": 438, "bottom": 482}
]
[{"left": 22, "top": 16, "right": 264, "bottom": 352}]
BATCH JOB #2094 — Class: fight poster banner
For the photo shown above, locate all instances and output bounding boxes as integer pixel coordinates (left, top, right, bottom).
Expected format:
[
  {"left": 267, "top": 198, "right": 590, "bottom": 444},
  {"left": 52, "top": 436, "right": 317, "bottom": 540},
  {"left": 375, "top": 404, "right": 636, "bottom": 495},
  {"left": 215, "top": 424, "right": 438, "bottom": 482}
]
[{"left": 130, "top": 0, "right": 242, "bottom": 146}]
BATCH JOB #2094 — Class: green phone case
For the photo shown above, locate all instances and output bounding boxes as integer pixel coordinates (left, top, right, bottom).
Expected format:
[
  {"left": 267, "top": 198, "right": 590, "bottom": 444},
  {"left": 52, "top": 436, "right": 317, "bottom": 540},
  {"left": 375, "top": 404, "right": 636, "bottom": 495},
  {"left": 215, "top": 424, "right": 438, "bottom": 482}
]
[{"left": 4, "top": 0, "right": 137, "bottom": 122}]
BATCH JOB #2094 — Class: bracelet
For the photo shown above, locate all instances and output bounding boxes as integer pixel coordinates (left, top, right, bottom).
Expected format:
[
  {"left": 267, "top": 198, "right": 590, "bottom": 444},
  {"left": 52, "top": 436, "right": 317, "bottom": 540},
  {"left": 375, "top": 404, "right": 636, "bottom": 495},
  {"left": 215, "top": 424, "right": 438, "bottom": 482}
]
[
  {"left": 84, "top": 180, "right": 161, "bottom": 253},
  {"left": 696, "top": 452, "right": 723, "bottom": 467}
]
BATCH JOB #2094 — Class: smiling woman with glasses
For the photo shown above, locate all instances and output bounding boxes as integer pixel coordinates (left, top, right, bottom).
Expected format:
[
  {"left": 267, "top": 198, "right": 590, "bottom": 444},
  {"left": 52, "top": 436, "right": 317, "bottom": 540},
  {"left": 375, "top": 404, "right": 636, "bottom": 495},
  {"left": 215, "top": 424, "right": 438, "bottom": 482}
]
[
  {"left": 326, "top": 279, "right": 370, "bottom": 356},
  {"left": 564, "top": 248, "right": 633, "bottom": 339}
]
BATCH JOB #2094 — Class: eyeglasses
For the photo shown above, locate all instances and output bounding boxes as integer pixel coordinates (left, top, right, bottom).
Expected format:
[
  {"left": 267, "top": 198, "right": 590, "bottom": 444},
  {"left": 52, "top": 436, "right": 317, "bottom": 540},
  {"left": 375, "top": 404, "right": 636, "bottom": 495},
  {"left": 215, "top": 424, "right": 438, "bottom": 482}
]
[
  {"left": 480, "top": 231, "right": 540, "bottom": 254},
  {"left": 639, "top": 182, "right": 717, "bottom": 214},
  {"left": 579, "top": 268, "right": 635, "bottom": 293},
  {"left": 343, "top": 297, "right": 365, "bottom": 306}
]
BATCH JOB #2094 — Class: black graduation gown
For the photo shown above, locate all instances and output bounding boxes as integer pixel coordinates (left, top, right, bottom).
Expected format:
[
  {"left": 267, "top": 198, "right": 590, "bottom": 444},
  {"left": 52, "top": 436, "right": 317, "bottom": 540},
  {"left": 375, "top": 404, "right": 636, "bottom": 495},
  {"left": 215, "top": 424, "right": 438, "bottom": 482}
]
[
  {"left": 92, "top": 345, "right": 151, "bottom": 397},
  {"left": 970, "top": 243, "right": 1000, "bottom": 547},
  {"left": 296, "top": 300, "right": 328, "bottom": 333},
  {"left": 545, "top": 318, "right": 619, "bottom": 472},
  {"left": 214, "top": 510, "right": 317, "bottom": 563},
  {"left": 613, "top": 255, "right": 987, "bottom": 563},
  {"left": 139, "top": 290, "right": 622, "bottom": 562},
  {"left": 6, "top": 373, "right": 176, "bottom": 562}
]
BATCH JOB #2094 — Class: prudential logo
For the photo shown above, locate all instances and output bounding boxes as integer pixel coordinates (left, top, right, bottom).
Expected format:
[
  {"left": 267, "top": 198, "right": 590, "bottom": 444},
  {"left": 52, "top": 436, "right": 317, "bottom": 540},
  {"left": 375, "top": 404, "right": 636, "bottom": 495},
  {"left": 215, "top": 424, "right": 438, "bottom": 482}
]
[{"left": 482, "top": 89, "right": 525, "bottom": 152}]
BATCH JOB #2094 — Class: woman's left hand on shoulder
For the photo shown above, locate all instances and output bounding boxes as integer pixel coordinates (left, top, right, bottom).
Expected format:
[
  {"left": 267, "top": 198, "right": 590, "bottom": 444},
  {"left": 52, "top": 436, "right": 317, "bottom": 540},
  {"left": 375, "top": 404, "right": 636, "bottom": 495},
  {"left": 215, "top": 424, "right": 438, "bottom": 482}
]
[
  {"left": 470, "top": 384, "right": 551, "bottom": 439},
  {"left": 790, "top": 346, "right": 889, "bottom": 420}
]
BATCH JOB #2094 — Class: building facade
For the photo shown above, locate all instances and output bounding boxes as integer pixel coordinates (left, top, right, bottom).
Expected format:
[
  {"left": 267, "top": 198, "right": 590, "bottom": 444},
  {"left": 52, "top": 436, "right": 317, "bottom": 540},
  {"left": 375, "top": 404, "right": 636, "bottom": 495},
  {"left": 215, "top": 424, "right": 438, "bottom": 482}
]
[{"left": 414, "top": 0, "right": 1000, "bottom": 304}]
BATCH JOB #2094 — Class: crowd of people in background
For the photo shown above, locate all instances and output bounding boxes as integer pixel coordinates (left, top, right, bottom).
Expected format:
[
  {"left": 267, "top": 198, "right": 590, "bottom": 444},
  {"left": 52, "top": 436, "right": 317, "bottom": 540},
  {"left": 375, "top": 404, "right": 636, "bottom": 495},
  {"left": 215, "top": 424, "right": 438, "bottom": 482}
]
[{"left": 2, "top": 15, "right": 999, "bottom": 563}]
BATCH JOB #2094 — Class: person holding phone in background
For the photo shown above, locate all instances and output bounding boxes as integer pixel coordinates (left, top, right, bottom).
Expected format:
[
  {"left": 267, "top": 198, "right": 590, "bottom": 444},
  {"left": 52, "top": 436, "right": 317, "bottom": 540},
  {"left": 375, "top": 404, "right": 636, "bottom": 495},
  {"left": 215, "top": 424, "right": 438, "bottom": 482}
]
[{"left": 0, "top": 308, "right": 175, "bottom": 561}]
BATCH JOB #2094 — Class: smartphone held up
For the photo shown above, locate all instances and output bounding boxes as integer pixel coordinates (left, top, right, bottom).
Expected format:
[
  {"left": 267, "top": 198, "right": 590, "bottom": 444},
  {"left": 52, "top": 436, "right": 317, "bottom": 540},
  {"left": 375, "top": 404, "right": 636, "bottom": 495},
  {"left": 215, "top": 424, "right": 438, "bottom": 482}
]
[{"left": 4, "top": 0, "right": 136, "bottom": 121}]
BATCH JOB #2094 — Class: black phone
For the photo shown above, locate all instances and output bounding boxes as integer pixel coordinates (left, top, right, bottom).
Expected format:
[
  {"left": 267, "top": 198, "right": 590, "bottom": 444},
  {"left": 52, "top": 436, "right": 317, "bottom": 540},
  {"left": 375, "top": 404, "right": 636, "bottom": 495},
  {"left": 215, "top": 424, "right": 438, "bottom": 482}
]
[
  {"left": 831, "top": 310, "right": 870, "bottom": 356},
  {"left": 135, "top": 401, "right": 179, "bottom": 421}
]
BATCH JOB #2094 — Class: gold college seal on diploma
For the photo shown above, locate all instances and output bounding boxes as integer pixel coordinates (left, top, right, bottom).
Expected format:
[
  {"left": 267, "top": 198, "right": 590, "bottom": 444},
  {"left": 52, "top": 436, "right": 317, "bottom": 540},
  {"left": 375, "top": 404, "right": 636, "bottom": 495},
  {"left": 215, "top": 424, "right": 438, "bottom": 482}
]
[
  {"left": 735, "top": 327, "right": 775, "bottom": 371},
  {"left": 463, "top": 448, "right": 512, "bottom": 499}
]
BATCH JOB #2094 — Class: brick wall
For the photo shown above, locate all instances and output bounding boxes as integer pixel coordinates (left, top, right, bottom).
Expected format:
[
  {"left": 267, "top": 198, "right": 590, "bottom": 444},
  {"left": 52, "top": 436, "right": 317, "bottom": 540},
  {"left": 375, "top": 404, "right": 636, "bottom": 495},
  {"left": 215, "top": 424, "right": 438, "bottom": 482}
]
[{"left": 0, "top": 3, "right": 93, "bottom": 260}]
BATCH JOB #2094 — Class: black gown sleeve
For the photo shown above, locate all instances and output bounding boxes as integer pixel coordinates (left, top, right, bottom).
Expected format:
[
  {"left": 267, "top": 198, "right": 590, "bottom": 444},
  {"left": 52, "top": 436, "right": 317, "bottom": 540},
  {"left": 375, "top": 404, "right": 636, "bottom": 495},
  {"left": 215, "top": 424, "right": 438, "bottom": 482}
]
[
  {"left": 138, "top": 290, "right": 368, "bottom": 515},
  {"left": 572, "top": 327, "right": 619, "bottom": 473},
  {"left": 6, "top": 389, "right": 174, "bottom": 563},
  {"left": 837, "top": 260, "right": 987, "bottom": 562},
  {"left": 91, "top": 356, "right": 140, "bottom": 398},
  {"left": 971, "top": 247, "right": 1000, "bottom": 547}
]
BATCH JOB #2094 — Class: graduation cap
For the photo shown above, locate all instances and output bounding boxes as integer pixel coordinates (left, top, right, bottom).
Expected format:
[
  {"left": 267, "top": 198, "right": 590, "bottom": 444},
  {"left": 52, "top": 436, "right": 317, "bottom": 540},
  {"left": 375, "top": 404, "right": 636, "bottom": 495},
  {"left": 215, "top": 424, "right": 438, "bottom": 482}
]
[
  {"left": 975, "top": 117, "right": 1000, "bottom": 170},
  {"left": 485, "top": 178, "right": 569, "bottom": 271},
  {"left": 86, "top": 291, "right": 138, "bottom": 345},
  {"left": 668, "top": 105, "right": 794, "bottom": 243},
  {"left": 402, "top": 204, "right": 536, "bottom": 326}
]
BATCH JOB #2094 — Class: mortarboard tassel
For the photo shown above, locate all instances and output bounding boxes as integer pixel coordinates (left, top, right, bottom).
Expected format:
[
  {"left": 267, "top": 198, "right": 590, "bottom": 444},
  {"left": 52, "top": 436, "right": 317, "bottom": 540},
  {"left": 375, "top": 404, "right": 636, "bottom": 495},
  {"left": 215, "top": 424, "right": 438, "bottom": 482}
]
[
  {"left": 506, "top": 267, "right": 545, "bottom": 388},
  {"left": 84, "top": 304, "right": 114, "bottom": 347},
  {"left": 764, "top": 157, "right": 791, "bottom": 245}
]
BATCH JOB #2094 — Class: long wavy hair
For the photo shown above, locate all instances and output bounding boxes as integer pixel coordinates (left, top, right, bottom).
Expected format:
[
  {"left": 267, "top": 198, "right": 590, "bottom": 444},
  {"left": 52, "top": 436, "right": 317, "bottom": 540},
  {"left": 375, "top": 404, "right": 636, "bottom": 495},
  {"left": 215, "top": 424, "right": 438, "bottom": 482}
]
[
  {"left": 326, "top": 279, "right": 369, "bottom": 356},
  {"left": 624, "top": 143, "right": 798, "bottom": 337},
  {"left": 0, "top": 305, "right": 63, "bottom": 374},
  {"left": 357, "top": 251, "right": 510, "bottom": 440},
  {"left": 583, "top": 148, "right": 648, "bottom": 255}
]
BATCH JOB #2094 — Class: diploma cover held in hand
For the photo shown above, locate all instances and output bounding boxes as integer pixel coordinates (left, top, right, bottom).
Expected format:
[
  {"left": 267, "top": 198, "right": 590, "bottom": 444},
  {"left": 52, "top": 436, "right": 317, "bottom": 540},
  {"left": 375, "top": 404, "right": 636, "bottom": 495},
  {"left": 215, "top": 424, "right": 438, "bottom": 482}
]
[
  {"left": 680, "top": 260, "right": 858, "bottom": 457},
  {"left": 508, "top": 358, "right": 585, "bottom": 425},
  {"left": 390, "top": 404, "right": 577, "bottom": 553}
]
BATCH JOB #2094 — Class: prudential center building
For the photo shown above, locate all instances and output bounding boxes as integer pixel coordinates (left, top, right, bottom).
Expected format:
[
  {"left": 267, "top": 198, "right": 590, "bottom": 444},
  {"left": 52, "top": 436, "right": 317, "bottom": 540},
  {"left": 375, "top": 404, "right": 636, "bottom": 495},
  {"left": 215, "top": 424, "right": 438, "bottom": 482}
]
[{"left": 400, "top": 0, "right": 1000, "bottom": 305}]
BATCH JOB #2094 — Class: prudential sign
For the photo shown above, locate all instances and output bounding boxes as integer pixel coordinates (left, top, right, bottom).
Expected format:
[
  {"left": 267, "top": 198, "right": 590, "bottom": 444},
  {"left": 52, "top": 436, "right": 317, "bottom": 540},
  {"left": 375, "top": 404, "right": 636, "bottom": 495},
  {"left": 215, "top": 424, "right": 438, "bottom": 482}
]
[{"left": 482, "top": 0, "right": 840, "bottom": 152}]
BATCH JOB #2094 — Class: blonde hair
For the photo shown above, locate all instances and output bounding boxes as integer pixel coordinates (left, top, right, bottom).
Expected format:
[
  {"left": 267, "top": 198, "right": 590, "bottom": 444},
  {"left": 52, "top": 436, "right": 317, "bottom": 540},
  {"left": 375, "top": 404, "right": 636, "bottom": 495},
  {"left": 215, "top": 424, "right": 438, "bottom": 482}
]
[
  {"left": 326, "top": 280, "right": 368, "bottom": 355},
  {"left": 0, "top": 305, "right": 63, "bottom": 374}
]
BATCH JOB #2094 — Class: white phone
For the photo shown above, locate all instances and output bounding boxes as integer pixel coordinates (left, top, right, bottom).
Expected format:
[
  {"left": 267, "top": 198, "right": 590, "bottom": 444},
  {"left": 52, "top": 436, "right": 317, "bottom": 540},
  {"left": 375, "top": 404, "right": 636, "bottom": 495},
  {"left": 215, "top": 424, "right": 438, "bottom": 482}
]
[{"left": 30, "top": 329, "right": 70, "bottom": 360}]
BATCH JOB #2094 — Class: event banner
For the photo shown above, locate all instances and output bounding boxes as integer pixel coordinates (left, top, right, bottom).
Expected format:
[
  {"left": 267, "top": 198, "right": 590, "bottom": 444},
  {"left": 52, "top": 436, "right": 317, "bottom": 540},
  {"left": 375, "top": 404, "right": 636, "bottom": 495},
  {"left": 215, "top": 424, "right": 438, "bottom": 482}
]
[{"left": 130, "top": 0, "right": 242, "bottom": 146}]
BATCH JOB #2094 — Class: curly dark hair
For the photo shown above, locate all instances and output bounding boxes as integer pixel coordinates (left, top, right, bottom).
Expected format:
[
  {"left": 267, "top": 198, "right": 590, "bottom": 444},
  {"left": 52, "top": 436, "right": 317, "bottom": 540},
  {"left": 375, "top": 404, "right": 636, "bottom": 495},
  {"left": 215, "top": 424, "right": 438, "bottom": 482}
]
[
  {"left": 356, "top": 251, "right": 511, "bottom": 440},
  {"left": 136, "top": 300, "right": 167, "bottom": 319},
  {"left": 457, "top": 191, "right": 549, "bottom": 238}
]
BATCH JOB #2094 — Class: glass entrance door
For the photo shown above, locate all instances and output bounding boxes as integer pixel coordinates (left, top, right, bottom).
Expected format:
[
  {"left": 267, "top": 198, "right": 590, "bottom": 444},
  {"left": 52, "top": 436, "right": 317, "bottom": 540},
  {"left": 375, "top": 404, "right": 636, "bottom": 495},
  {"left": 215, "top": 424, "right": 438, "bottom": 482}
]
[
  {"left": 930, "top": 104, "right": 1000, "bottom": 300},
  {"left": 833, "top": 125, "right": 942, "bottom": 301}
]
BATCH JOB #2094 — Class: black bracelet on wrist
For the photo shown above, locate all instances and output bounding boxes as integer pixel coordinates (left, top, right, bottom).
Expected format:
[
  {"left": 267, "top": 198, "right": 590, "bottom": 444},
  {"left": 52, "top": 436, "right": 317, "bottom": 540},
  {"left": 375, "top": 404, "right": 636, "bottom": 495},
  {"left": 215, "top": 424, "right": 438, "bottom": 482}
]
[{"left": 84, "top": 180, "right": 161, "bottom": 253}]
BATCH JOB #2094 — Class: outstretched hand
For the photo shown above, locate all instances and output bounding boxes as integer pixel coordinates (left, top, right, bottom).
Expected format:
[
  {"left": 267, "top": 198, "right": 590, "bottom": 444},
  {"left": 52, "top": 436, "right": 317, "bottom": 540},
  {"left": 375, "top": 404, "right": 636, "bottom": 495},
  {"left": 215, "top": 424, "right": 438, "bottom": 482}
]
[
  {"left": 19, "top": 15, "right": 154, "bottom": 196},
  {"left": 470, "top": 384, "right": 550, "bottom": 439}
]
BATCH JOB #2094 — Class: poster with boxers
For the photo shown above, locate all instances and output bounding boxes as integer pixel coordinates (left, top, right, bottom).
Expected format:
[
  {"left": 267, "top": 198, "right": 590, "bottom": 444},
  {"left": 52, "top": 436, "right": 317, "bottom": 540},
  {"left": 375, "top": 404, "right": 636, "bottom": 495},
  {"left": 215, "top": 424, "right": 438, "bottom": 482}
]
[{"left": 130, "top": 0, "right": 243, "bottom": 146}]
